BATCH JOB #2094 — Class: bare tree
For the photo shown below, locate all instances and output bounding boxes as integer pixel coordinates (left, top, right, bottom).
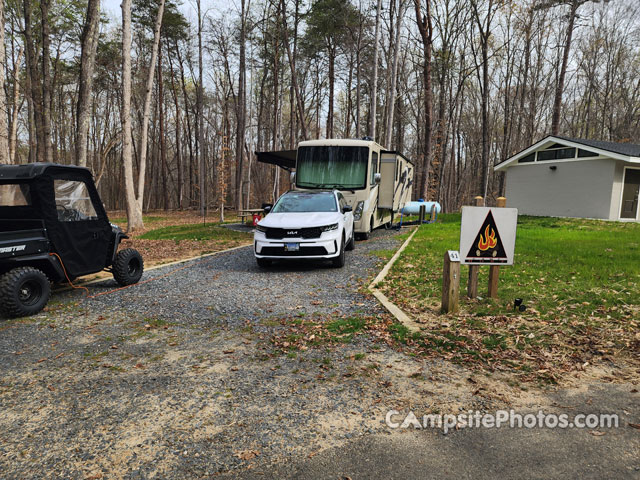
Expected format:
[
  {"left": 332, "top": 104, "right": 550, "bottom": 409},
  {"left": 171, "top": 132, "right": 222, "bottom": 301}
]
[
  {"left": 137, "top": 0, "right": 166, "bottom": 211},
  {"left": 76, "top": 0, "right": 101, "bottom": 168},
  {"left": 121, "top": 0, "right": 144, "bottom": 231},
  {"left": 369, "top": 0, "right": 382, "bottom": 140},
  {"left": 384, "top": 0, "right": 405, "bottom": 148},
  {"left": 414, "top": 0, "right": 433, "bottom": 199},
  {"left": 0, "top": 0, "right": 9, "bottom": 163}
]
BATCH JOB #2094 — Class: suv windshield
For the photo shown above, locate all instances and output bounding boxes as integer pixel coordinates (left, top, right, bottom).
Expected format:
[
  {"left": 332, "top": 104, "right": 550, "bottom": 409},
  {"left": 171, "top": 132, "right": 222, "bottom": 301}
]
[
  {"left": 272, "top": 192, "right": 337, "bottom": 213},
  {"left": 0, "top": 184, "right": 32, "bottom": 206},
  {"left": 296, "top": 146, "right": 368, "bottom": 189}
]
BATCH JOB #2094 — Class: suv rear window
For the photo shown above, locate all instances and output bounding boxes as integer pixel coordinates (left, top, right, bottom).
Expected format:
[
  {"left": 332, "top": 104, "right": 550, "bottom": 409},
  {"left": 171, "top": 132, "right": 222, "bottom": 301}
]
[{"left": 0, "top": 184, "right": 32, "bottom": 206}]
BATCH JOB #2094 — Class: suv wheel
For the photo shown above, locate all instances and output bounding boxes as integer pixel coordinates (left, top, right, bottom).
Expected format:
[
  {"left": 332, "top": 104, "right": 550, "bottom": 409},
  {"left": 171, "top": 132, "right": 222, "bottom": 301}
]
[
  {"left": 346, "top": 226, "right": 355, "bottom": 251},
  {"left": 332, "top": 235, "right": 346, "bottom": 268},
  {"left": 113, "top": 248, "right": 144, "bottom": 286},
  {"left": 0, "top": 267, "right": 51, "bottom": 318},
  {"left": 256, "top": 257, "right": 271, "bottom": 268}
]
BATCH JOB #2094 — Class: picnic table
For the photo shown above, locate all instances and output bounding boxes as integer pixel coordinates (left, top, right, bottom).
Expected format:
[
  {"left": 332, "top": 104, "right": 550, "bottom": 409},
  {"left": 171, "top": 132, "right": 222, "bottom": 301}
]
[{"left": 238, "top": 208, "right": 265, "bottom": 223}]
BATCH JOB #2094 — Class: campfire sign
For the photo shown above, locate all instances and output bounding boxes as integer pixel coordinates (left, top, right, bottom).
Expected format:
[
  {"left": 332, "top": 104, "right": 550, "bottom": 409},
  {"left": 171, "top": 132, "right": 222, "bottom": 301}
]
[{"left": 460, "top": 207, "right": 518, "bottom": 266}]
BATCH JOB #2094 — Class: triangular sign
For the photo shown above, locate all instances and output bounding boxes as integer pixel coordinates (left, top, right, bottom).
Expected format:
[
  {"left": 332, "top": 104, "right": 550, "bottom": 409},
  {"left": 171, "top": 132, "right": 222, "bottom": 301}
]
[{"left": 465, "top": 210, "right": 507, "bottom": 263}]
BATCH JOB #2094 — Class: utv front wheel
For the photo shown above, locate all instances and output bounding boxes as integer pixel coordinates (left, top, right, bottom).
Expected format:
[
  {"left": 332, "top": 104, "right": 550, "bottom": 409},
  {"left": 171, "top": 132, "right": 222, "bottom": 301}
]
[
  {"left": 113, "top": 248, "right": 144, "bottom": 286},
  {"left": 0, "top": 267, "right": 51, "bottom": 318}
]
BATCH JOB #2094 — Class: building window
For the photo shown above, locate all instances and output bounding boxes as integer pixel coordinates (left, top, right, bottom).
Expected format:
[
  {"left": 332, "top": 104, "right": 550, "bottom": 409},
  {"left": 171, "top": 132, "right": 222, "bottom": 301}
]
[
  {"left": 518, "top": 153, "right": 535, "bottom": 163},
  {"left": 578, "top": 149, "right": 597, "bottom": 158},
  {"left": 537, "top": 147, "right": 575, "bottom": 161}
]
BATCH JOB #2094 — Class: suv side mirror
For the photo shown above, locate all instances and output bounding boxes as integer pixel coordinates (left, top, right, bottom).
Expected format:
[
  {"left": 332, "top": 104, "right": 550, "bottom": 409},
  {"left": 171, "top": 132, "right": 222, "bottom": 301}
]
[
  {"left": 374, "top": 172, "right": 381, "bottom": 185},
  {"left": 290, "top": 171, "right": 296, "bottom": 185},
  {"left": 342, "top": 205, "right": 353, "bottom": 213},
  {"left": 262, "top": 203, "right": 273, "bottom": 214}
]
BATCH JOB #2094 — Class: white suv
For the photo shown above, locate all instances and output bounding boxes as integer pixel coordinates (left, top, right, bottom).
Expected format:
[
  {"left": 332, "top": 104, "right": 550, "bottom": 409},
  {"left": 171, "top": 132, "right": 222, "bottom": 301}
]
[{"left": 254, "top": 190, "right": 355, "bottom": 268}]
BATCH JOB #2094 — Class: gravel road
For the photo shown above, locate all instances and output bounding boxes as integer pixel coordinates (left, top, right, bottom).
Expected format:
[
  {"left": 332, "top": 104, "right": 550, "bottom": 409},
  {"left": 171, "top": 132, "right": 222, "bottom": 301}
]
[
  {"left": 3, "top": 227, "right": 635, "bottom": 479},
  {"left": 1, "top": 227, "right": 494, "bottom": 479}
]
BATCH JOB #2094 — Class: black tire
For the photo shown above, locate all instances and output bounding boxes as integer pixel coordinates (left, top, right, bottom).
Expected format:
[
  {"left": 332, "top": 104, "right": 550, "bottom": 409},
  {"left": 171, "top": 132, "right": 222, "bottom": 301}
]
[
  {"left": 113, "top": 248, "right": 144, "bottom": 286},
  {"left": 332, "top": 235, "right": 346, "bottom": 268},
  {"left": 256, "top": 257, "right": 271, "bottom": 268},
  {"left": 346, "top": 226, "right": 355, "bottom": 251},
  {"left": 0, "top": 267, "right": 51, "bottom": 318}
]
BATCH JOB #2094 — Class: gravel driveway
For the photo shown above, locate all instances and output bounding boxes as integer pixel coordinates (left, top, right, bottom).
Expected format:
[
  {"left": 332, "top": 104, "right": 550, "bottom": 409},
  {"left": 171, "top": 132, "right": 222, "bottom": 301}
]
[
  {"left": 3, "top": 228, "right": 634, "bottom": 479},
  {"left": 1, "top": 228, "right": 495, "bottom": 479}
]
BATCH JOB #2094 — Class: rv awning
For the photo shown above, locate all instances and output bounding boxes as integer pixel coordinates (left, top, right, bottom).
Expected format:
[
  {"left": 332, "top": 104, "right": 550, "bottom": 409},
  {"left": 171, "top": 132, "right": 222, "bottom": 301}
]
[{"left": 256, "top": 150, "right": 297, "bottom": 170}]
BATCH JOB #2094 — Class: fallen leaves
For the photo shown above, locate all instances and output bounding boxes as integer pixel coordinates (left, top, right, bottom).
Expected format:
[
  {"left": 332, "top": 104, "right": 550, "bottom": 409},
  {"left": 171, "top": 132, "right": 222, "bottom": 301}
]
[{"left": 234, "top": 449, "right": 260, "bottom": 461}]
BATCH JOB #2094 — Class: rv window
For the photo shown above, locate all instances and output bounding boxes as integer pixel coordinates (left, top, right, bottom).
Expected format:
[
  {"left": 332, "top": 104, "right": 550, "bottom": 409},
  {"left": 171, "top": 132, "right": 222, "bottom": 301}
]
[
  {"left": 296, "top": 146, "right": 368, "bottom": 189},
  {"left": 0, "top": 184, "right": 31, "bottom": 206},
  {"left": 54, "top": 180, "right": 98, "bottom": 222},
  {"left": 370, "top": 152, "right": 379, "bottom": 185}
]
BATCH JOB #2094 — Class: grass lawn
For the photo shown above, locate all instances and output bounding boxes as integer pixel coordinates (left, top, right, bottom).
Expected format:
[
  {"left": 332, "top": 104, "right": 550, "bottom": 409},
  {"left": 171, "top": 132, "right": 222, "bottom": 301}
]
[
  {"left": 378, "top": 214, "right": 640, "bottom": 383},
  {"left": 139, "top": 222, "right": 251, "bottom": 243}
]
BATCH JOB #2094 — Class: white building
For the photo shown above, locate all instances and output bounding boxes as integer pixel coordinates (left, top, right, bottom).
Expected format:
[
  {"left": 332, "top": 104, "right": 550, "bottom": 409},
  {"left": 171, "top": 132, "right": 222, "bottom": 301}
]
[{"left": 494, "top": 135, "right": 640, "bottom": 221}]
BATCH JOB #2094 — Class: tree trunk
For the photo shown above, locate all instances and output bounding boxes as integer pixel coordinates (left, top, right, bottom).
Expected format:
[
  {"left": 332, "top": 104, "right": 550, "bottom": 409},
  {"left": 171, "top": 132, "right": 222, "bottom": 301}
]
[
  {"left": 9, "top": 48, "right": 23, "bottom": 164},
  {"left": 121, "top": 0, "right": 143, "bottom": 231},
  {"left": 370, "top": 0, "right": 382, "bottom": 139},
  {"left": 551, "top": 0, "right": 578, "bottom": 136},
  {"left": 385, "top": 0, "right": 405, "bottom": 149},
  {"left": 40, "top": 0, "right": 53, "bottom": 163},
  {"left": 327, "top": 45, "right": 335, "bottom": 138},
  {"left": 137, "top": 0, "right": 166, "bottom": 211},
  {"left": 23, "top": 0, "right": 44, "bottom": 162},
  {"left": 0, "top": 0, "right": 9, "bottom": 163},
  {"left": 280, "top": 0, "right": 307, "bottom": 140},
  {"left": 414, "top": 0, "right": 433, "bottom": 200},
  {"left": 235, "top": 0, "right": 247, "bottom": 211},
  {"left": 197, "top": 0, "right": 205, "bottom": 217},
  {"left": 76, "top": 0, "right": 101, "bottom": 167}
]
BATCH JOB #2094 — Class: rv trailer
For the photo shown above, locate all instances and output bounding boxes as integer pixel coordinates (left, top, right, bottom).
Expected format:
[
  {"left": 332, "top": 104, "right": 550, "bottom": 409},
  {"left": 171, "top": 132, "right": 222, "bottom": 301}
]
[{"left": 257, "top": 138, "right": 414, "bottom": 238}]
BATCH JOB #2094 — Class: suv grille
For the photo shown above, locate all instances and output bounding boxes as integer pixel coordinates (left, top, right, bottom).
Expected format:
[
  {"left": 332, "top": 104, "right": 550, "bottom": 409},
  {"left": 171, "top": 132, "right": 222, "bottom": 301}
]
[
  {"left": 260, "top": 246, "right": 328, "bottom": 256},
  {"left": 264, "top": 227, "right": 323, "bottom": 239}
]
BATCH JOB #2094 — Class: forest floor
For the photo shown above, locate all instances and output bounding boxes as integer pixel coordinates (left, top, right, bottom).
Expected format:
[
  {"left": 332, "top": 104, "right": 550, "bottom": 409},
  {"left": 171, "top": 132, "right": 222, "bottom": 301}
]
[
  {"left": 0, "top": 224, "right": 638, "bottom": 478},
  {"left": 108, "top": 210, "right": 254, "bottom": 268}
]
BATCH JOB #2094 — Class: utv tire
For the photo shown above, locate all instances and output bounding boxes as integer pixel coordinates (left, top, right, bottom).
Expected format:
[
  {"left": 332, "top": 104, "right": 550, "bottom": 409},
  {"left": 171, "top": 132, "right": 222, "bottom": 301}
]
[
  {"left": 0, "top": 267, "right": 51, "bottom": 318},
  {"left": 346, "top": 227, "right": 355, "bottom": 251},
  {"left": 332, "top": 235, "right": 346, "bottom": 268},
  {"left": 256, "top": 258, "right": 271, "bottom": 268},
  {"left": 113, "top": 248, "right": 144, "bottom": 286}
]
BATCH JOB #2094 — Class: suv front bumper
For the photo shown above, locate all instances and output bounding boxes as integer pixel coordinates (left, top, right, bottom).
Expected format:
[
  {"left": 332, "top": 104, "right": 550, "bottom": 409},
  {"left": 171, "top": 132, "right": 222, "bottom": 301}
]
[{"left": 254, "top": 230, "right": 342, "bottom": 259}]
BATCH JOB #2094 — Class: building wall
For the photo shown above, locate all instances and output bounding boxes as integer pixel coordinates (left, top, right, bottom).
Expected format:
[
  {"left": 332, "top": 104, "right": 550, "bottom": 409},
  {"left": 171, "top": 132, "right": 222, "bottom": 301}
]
[
  {"left": 610, "top": 161, "right": 626, "bottom": 220},
  {"left": 504, "top": 158, "right": 616, "bottom": 219}
]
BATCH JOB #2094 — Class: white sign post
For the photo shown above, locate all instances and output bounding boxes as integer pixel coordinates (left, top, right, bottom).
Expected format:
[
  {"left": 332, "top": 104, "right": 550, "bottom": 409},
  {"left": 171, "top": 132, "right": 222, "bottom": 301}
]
[{"left": 460, "top": 207, "right": 518, "bottom": 266}]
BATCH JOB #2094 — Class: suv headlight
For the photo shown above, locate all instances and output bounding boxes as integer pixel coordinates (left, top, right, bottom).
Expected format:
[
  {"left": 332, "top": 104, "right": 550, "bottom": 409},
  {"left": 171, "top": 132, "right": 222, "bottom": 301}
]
[
  {"left": 354, "top": 201, "right": 365, "bottom": 220},
  {"left": 321, "top": 223, "right": 338, "bottom": 232},
  {"left": 255, "top": 225, "right": 267, "bottom": 232}
]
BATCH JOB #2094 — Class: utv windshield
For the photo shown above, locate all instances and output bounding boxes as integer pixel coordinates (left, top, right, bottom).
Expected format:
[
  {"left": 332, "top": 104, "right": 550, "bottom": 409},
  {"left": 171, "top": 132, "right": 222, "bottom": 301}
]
[
  {"left": 296, "top": 146, "right": 369, "bottom": 190},
  {"left": 0, "top": 184, "right": 32, "bottom": 206},
  {"left": 272, "top": 192, "right": 337, "bottom": 213}
]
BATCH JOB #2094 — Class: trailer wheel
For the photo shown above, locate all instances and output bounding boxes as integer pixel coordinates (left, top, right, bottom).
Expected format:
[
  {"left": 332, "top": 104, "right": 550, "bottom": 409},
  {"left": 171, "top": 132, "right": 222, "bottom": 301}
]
[
  {"left": 359, "top": 216, "right": 373, "bottom": 241},
  {"left": 0, "top": 267, "right": 51, "bottom": 318},
  {"left": 113, "top": 248, "right": 144, "bottom": 286}
]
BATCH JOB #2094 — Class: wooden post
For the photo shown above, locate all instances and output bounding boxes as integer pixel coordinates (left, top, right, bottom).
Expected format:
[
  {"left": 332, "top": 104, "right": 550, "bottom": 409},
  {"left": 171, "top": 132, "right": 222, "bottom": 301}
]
[
  {"left": 430, "top": 204, "right": 437, "bottom": 222},
  {"left": 467, "top": 196, "right": 484, "bottom": 298},
  {"left": 488, "top": 196, "right": 507, "bottom": 298},
  {"left": 419, "top": 204, "right": 426, "bottom": 223},
  {"left": 441, "top": 251, "right": 460, "bottom": 313}
]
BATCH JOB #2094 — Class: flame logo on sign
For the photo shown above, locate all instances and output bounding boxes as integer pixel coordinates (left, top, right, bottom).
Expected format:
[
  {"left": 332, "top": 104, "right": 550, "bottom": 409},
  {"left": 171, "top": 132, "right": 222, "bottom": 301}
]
[{"left": 477, "top": 225, "right": 497, "bottom": 251}]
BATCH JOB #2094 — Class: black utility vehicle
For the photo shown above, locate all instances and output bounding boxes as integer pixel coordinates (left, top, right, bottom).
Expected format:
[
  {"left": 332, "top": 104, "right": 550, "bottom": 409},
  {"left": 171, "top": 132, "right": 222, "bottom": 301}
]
[{"left": 0, "top": 163, "right": 143, "bottom": 317}]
